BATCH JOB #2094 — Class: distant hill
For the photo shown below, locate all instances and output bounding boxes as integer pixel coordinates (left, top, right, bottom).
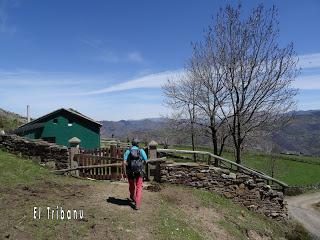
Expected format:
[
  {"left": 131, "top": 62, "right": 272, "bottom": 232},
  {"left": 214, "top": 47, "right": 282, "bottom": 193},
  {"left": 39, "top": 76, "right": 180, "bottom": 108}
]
[
  {"left": 100, "top": 118, "right": 168, "bottom": 142},
  {"left": 272, "top": 110, "right": 320, "bottom": 156},
  {"left": 0, "top": 108, "right": 27, "bottom": 131},
  {"left": 1, "top": 107, "right": 319, "bottom": 156},
  {"left": 100, "top": 110, "right": 320, "bottom": 156}
]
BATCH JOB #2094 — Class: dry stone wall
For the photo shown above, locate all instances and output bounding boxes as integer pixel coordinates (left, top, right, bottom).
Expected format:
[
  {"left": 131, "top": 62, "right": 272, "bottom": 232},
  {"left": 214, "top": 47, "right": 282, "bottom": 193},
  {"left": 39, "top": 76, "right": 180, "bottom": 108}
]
[
  {"left": 160, "top": 162, "right": 287, "bottom": 220},
  {"left": 0, "top": 134, "right": 69, "bottom": 169}
]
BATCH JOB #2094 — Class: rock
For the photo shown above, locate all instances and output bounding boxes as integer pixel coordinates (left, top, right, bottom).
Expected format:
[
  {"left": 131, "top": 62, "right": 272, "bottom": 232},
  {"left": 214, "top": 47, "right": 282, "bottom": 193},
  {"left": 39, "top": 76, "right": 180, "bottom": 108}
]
[
  {"left": 248, "top": 205, "right": 258, "bottom": 211},
  {"left": 257, "top": 182, "right": 267, "bottom": 188},
  {"left": 196, "top": 173, "right": 206, "bottom": 180},
  {"left": 270, "top": 212, "right": 280, "bottom": 218},
  {"left": 223, "top": 192, "right": 233, "bottom": 199},
  {"left": 221, "top": 174, "right": 229, "bottom": 179},
  {"left": 229, "top": 173, "right": 236, "bottom": 179},
  {"left": 241, "top": 210, "right": 245, "bottom": 217},
  {"left": 45, "top": 161, "right": 56, "bottom": 170},
  {"left": 220, "top": 169, "right": 230, "bottom": 175}
]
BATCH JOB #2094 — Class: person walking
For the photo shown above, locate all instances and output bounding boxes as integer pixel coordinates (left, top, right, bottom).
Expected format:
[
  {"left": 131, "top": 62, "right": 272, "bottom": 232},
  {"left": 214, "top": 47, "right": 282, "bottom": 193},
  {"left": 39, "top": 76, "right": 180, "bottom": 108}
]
[{"left": 123, "top": 139, "right": 148, "bottom": 210}]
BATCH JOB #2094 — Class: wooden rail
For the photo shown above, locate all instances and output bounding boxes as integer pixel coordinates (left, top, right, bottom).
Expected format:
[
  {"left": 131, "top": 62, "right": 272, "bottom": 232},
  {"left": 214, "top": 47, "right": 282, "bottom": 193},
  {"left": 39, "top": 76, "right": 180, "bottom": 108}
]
[
  {"left": 53, "top": 163, "right": 123, "bottom": 173},
  {"left": 157, "top": 148, "right": 288, "bottom": 190}
]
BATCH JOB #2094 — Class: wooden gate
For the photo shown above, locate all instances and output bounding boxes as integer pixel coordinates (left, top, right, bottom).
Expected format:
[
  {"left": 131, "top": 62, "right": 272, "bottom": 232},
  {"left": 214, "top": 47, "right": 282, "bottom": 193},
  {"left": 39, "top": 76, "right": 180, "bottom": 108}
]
[{"left": 74, "top": 145, "right": 126, "bottom": 180}]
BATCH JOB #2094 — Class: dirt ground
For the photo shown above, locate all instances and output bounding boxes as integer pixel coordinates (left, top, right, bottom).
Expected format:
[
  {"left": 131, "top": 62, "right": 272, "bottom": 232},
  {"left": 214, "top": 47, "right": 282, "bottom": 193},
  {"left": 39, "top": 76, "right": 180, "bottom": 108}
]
[
  {"left": 287, "top": 192, "right": 320, "bottom": 240},
  {"left": 1, "top": 176, "right": 298, "bottom": 240},
  {"left": 1, "top": 178, "right": 236, "bottom": 240}
]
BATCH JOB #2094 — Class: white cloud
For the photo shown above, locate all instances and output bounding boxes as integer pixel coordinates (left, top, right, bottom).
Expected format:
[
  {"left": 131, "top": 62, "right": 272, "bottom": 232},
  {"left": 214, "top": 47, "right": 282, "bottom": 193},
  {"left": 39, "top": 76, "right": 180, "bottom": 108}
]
[
  {"left": 0, "top": 69, "right": 103, "bottom": 87},
  {"left": 81, "top": 38, "right": 145, "bottom": 63},
  {"left": 299, "top": 53, "right": 320, "bottom": 69},
  {"left": 82, "top": 69, "right": 183, "bottom": 95},
  {"left": 0, "top": 0, "right": 17, "bottom": 34},
  {"left": 127, "top": 51, "right": 144, "bottom": 63},
  {"left": 293, "top": 74, "right": 320, "bottom": 89}
]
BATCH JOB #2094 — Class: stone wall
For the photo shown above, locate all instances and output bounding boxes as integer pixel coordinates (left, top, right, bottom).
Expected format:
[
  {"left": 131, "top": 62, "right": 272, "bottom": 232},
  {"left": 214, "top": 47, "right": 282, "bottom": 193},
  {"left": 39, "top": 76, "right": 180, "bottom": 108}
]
[
  {"left": 160, "top": 162, "right": 287, "bottom": 220},
  {"left": 0, "top": 134, "right": 69, "bottom": 169}
]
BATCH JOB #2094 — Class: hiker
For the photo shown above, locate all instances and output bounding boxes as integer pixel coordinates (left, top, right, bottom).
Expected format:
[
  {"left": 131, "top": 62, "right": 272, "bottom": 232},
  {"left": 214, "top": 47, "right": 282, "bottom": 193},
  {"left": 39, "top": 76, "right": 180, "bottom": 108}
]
[{"left": 123, "top": 139, "right": 148, "bottom": 210}]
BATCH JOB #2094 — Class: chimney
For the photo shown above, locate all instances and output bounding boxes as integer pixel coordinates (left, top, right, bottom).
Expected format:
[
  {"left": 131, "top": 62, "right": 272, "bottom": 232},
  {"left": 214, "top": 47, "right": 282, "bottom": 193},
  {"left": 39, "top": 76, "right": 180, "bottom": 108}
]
[{"left": 27, "top": 105, "right": 30, "bottom": 123}]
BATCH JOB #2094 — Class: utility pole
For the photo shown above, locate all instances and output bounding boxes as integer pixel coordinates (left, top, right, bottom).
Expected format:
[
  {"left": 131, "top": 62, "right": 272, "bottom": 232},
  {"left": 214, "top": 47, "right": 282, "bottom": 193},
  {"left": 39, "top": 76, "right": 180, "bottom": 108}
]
[{"left": 27, "top": 105, "right": 30, "bottom": 123}]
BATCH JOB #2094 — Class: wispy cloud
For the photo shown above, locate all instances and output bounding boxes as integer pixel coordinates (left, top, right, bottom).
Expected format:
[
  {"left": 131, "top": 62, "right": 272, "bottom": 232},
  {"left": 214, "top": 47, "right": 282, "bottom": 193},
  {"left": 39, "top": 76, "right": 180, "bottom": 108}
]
[
  {"left": 81, "top": 69, "right": 183, "bottom": 95},
  {"left": 0, "top": 69, "right": 103, "bottom": 87},
  {"left": 81, "top": 38, "right": 145, "bottom": 63},
  {"left": 299, "top": 53, "right": 320, "bottom": 69},
  {"left": 0, "top": 0, "right": 18, "bottom": 34},
  {"left": 128, "top": 51, "right": 144, "bottom": 63},
  {"left": 294, "top": 74, "right": 320, "bottom": 90}
]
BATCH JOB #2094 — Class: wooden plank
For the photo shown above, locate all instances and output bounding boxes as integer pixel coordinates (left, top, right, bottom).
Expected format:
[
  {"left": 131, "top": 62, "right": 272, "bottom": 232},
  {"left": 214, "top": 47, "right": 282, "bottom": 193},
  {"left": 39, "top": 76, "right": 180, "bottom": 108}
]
[{"left": 52, "top": 163, "right": 123, "bottom": 173}]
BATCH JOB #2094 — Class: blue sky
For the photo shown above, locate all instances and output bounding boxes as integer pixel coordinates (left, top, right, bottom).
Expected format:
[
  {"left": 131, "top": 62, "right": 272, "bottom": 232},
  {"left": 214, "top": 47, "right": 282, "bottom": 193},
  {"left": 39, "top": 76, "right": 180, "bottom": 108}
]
[{"left": 0, "top": 0, "right": 320, "bottom": 120}]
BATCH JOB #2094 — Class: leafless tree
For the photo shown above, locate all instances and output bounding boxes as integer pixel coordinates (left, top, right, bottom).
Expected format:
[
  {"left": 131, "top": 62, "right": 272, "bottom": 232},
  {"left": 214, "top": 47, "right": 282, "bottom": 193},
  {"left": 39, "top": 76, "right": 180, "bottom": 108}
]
[
  {"left": 163, "top": 75, "right": 200, "bottom": 160},
  {"left": 210, "top": 4, "right": 299, "bottom": 163}
]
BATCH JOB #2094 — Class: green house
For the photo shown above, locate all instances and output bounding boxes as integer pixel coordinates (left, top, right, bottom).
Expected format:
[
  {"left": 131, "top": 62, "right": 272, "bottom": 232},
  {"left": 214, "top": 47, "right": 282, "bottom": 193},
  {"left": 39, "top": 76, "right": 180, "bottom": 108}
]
[{"left": 14, "top": 108, "right": 102, "bottom": 149}]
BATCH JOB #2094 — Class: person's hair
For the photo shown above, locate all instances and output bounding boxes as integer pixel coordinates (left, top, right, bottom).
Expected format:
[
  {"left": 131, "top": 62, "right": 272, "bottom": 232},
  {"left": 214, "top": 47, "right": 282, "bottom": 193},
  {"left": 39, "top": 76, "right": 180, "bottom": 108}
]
[{"left": 132, "top": 138, "right": 139, "bottom": 147}]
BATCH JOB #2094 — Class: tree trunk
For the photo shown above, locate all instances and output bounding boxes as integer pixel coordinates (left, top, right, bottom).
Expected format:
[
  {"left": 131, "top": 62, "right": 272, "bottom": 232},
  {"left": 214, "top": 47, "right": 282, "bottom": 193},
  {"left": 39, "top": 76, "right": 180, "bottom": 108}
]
[
  {"left": 191, "top": 123, "right": 196, "bottom": 162},
  {"left": 210, "top": 127, "right": 219, "bottom": 166},
  {"left": 235, "top": 144, "right": 241, "bottom": 164}
]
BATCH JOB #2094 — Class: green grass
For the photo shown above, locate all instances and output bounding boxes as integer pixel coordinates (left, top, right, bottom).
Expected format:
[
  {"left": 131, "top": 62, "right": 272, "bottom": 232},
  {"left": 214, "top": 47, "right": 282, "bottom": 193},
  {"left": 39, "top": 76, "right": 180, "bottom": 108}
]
[
  {"left": 192, "top": 188, "right": 310, "bottom": 240},
  {"left": 0, "top": 149, "right": 98, "bottom": 239},
  {"left": 169, "top": 145, "right": 320, "bottom": 186},
  {"left": 157, "top": 202, "right": 203, "bottom": 240},
  {"left": 0, "top": 149, "right": 312, "bottom": 239}
]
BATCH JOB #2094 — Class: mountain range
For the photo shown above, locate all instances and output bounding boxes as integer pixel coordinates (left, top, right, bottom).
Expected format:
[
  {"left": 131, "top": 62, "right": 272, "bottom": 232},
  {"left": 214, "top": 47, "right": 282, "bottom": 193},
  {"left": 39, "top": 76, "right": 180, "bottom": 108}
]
[{"left": 1, "top": 108, "right": 319, "bottom": 156}]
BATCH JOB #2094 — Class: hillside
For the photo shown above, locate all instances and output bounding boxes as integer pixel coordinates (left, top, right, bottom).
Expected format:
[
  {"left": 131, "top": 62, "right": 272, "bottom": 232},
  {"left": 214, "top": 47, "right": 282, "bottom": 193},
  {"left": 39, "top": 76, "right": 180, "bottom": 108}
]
[
  {"left": 0, "top": 150, "right": 310, "bottom": 239},
  {"left": 0, "top": 108, "right": 27, "bottom": 131},
  {"left": 100, "top": 110, "right": 320, "bottom": 156},
  {"left": 272, "top": 110, "right": 320, "bottom": 156}
]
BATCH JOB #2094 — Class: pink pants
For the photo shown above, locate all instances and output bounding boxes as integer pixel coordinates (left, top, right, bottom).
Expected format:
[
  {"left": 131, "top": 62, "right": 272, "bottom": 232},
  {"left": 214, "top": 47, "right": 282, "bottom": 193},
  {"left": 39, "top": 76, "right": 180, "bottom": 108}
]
[{"left": 128, "top": 177, "right": 143, "bottom": 207}]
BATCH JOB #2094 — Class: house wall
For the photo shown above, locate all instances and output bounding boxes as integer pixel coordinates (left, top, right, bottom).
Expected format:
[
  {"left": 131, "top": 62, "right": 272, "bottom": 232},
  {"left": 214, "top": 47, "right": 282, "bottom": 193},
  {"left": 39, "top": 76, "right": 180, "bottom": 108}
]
[{"left": 20, "top": 112, "right": 100, "bottom": 149}]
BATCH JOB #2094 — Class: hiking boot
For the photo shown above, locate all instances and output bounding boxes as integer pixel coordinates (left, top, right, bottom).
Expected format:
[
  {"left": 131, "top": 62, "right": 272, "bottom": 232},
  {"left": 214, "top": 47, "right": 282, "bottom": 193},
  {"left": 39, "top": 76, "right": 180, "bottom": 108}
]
[
  {"left": 134, "top": 205, "right": 140, "bottom": 210},
  {"left": 129, "top": 195, "right": 135, "bottom": 202}
]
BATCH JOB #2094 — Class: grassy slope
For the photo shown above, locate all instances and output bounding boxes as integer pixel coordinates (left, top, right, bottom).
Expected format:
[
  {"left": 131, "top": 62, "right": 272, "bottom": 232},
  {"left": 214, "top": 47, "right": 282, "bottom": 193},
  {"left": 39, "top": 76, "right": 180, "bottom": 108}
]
[
  {"left": 0, "top": 108, "right": 26, "bottom": 131},
  {"left": 0, "top": 150, "right": 310, "bottom": 239},
  {"left": 171, "top": 145, "right": 320, "bottom": 186}
]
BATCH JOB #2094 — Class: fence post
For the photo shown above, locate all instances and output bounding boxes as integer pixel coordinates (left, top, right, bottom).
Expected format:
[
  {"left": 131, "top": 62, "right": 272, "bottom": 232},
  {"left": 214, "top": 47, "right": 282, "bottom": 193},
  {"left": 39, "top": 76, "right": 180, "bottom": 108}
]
[
  {"left": 147, "top": 140, "right": 158, "bottom": 181},
  {"left": 68, "top": 137, "right": 81, "bottom": 177}
]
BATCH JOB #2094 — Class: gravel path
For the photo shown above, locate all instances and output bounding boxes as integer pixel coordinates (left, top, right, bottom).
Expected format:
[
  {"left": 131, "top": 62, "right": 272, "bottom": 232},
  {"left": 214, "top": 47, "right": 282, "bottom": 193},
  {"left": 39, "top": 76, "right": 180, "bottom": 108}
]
[{"left": 287, "top": 192, "right": 320, "bottom": 239}]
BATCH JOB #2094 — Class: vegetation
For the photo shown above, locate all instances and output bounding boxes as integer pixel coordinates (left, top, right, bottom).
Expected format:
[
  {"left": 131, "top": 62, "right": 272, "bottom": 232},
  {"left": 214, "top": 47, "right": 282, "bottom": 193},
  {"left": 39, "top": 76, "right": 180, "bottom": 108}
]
[
  {"left": 170, "top": 144, "right": 320, "bottom": 186},
  {"left": 0, "top": 108, "right": 26, "bottom": 131},
  {"left": 0, "top": 149, "right": 311, "bottom": 239},
  {"left": 163, "top": 4, "right": 299, "bottom": 164}
]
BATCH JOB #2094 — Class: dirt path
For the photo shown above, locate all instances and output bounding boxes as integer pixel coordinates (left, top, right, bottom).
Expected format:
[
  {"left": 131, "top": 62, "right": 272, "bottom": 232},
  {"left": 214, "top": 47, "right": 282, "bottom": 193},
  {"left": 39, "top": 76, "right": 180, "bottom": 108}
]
[{"left": 287, "top": 192, "right": 320, "bottom": 239}]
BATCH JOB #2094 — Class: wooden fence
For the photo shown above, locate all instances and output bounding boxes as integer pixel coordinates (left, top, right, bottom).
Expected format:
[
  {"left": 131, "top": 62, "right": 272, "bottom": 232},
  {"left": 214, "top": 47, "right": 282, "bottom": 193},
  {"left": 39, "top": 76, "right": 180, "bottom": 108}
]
[
  {"left": 74, "top": 154, "right": 125, "bottom": 180},
  {"left": 72, "top": 145, "right": 154, "bottom": 180}
]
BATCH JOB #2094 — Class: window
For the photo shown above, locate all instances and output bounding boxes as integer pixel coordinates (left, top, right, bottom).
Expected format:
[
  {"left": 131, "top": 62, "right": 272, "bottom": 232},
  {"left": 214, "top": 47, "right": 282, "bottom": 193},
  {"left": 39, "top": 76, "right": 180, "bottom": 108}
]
[
  {"left": 53, "top": 119, "right": 58, "bottom": 124},
  {"left": 68, "top": 119, "right": 73, "bottom": 127}
]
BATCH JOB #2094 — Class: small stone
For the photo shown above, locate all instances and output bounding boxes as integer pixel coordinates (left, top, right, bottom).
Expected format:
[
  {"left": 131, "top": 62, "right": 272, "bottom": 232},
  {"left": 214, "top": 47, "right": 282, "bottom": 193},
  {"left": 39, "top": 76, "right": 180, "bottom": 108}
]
[
  {"left": 229, "top": 173, "right": 236, "bottom": 179},
  {"left": 270, "top": 212, "right": 279, "bottom": 218},
  {"left": 241, "top": 210, "right": 245, "bottom": 217},
  {"left": 223, "top": 192, "right": 233, "bottom": 198},
  {"left": 196, "top": 173, "right": 206, "bottom": 180}
]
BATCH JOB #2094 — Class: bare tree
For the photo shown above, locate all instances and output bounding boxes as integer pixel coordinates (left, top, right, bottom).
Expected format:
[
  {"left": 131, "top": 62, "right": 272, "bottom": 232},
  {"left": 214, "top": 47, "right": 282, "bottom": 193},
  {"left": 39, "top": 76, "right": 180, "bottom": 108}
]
[
  {"left": 187, "top": 36, "right": 230, "bottom": 159},
  {"left": 210, "top": 4, "right": 299, "bottom": 163},
  {"left": 163, "top": 75, "right": 199, "bottom": 160}
]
